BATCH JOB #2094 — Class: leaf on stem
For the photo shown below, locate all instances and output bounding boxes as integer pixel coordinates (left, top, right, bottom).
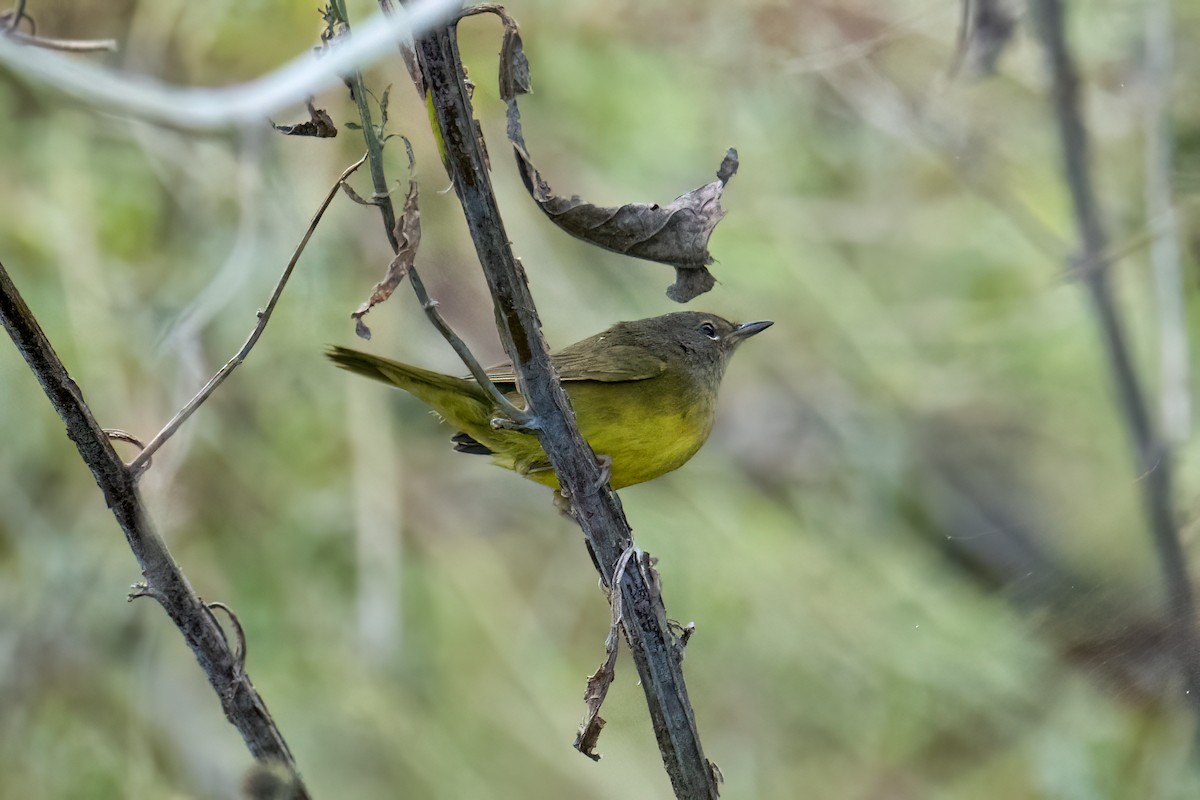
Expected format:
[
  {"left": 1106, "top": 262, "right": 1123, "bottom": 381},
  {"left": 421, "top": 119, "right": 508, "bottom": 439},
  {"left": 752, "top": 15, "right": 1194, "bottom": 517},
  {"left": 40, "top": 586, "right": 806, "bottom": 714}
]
[
  {"left": 474, "top": 6, "right": 737, "bottom": 302},
  {"left": 351, "top": 140, "right": 421, "bottom": 339},
  {"left": 574, "top": 546, "right": 637, "bottom": 761},
  {"left": 513, "top": 146, "right": 738, "bottom": 302},
  {"left": 272, "top": 100, "right": 338, "bottom": 138},
  {"left": 574, "top": 651, "right": 614, "bottom": 762}
]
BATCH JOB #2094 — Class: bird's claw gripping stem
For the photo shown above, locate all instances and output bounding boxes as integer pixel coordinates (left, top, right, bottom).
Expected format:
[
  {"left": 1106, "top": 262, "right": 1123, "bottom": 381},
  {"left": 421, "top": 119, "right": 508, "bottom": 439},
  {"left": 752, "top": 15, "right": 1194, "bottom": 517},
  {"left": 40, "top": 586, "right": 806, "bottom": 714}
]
[
  {"left": 594, "top": 454, "right": 613, "bottom": 490},
  {"left": 490, "top": 413, "right": 540, "bottom": 433}
]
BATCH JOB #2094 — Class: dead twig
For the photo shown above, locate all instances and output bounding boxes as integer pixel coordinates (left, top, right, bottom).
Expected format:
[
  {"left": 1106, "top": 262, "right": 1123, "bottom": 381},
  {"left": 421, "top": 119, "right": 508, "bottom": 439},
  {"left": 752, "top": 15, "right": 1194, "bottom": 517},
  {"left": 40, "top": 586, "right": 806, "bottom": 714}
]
[
  {"left": 0, "top": 261, "right": 310, "bottom": 796},
  {"left": 0, "top": 0, "right": 463, "bottom": 131},
  {"left": 1142, "top": 0, "right": 1190, "bottom": 444},
  {"left": 575, "top": 545, "right": 637, "bottom": 760},
  {"left": 409, "top": 15, "right": 720, "bottom": 798},
  {"left": 4, "top": 28, "right": 117, "bottom": 52},
  {"left": 127, "top": 153, "right": 369, "bottom": 476},
  {"left": 1031, "top": 0, "right": 1200, "bottom": 733},
  {"left": 328, "top": 0, "right": 532, "bottom": 427},
  {"left": 0, "top": 5, "right": 116, "bottom": 52},
  {"left": 206, "top": 601, "right": 248, "bottom": 681}
]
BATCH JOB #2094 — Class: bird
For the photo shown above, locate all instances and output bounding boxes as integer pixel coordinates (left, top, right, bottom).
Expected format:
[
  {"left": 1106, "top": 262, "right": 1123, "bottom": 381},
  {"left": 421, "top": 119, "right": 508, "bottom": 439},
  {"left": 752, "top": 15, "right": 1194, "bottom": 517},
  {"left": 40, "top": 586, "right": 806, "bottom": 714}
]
[{"left": 327, "top": 311, "right": 772, "bottom": 490}]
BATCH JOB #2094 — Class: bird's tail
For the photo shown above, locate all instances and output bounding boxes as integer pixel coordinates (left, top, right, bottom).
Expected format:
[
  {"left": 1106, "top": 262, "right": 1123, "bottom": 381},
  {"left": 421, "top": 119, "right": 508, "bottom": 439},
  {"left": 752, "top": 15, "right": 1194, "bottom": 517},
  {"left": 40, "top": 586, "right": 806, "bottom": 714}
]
[{"left": 326, "top": 346, "right": 495, "bottom": 428}]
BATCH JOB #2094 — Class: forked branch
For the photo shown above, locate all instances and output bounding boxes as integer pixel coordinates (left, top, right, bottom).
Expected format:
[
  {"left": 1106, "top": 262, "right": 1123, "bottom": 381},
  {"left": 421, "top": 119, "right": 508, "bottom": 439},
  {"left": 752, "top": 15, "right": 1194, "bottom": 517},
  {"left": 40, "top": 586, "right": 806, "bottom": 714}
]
[
  {"left": 0, "top": 264, "right": 310, "bottom": 797},
  {"left": 410, "top": 16, "right": 721, "bottom": 799},
  {"left": 1031, "top": 0, "right": 1200, "bottom": 729}
]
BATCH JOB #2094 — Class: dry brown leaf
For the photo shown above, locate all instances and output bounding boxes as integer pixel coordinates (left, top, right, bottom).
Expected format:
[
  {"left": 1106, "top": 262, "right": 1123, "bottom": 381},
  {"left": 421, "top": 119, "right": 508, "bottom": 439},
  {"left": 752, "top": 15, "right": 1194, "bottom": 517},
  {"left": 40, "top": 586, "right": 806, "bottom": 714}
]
[
  {"left": 574, "top": 648, "right": 616, "bottom": 761},
  {"left": 512, "top": 147, "right": 737, "bottom": 302},
  {"left": 272, "top": 100, "right": 337, "bottom": 138},
  {"left": 350, "top": 140, "right": 420, "bottom": 339},
  {"left": 472, "top": 5, "right": 737, "bottom": 303},
  {"left": 573, "top": 546, "right": 636, "bottom": 761}
]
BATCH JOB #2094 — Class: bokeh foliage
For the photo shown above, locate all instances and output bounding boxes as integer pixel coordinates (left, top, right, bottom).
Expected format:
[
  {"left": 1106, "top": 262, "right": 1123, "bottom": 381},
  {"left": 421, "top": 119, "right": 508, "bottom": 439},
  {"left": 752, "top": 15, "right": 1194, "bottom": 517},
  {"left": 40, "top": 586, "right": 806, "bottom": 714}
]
[{"left": 3, "top": 0, "right": 1200, "bottom": 797}]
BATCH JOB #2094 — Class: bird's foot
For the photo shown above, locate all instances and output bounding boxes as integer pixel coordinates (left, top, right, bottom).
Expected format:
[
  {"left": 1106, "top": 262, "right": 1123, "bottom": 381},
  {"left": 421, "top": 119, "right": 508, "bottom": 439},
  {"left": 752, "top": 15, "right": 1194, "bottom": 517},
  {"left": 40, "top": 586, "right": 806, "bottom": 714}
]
[
  {"left": 594, "top": 454, "right": 613, "bottom": 491},
  {"left": 490, "top": 413, "right": 540, "bottom": 433},
  {"left": 553, "top": 489, "right": 577, "bottom": 520},
  {"left": 552, "top": 455, "right": 612, "bottom": 519}
]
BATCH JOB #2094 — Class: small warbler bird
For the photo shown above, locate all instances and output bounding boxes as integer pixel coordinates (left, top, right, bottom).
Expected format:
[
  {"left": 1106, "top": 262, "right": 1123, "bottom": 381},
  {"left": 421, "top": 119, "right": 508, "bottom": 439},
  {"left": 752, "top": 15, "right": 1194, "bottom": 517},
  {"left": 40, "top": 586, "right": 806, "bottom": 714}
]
[{"left": 327, "top": 311, "right": 771, "bottom": 490}]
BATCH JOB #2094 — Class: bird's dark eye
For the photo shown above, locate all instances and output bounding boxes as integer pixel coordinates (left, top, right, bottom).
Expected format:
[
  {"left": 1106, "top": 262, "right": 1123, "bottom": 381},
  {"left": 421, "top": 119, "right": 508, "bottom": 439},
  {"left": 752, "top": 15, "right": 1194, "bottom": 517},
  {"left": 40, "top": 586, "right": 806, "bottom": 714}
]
[{"left": 699, "top": 321, "right": 718, "bottom": 339}]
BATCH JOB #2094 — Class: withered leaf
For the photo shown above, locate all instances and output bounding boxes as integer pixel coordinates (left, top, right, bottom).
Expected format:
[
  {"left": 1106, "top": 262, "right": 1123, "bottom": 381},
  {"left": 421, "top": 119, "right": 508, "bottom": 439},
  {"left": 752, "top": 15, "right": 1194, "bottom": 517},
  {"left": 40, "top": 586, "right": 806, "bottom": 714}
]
[
  {"left": 378, "top": 84, "right": 393, "bottom": 127},
  {"left": 574, "top": 546, "right": 636, "bottom": 761},
  {"left": 351, "top": 140, "right": 420, "bottom": 339},
  {"left": 457, "top": 4, "right": 524, "bottom": 172},
  {"left": 495, "top": 16, "right": 530, "bottom": 101},
  {"left": 400, "top": 38, "right": 424, "bottom": 97},
  {"left": 512, "top": 146, "right": 737, "bottom": 302},
  {"left": 272, "top": 100, "right": 337, "bottom": 138},
  {"left": 574, "top": 651, "right": 615, "bottom": 762},
  {"left": 479, "top": 5, "right": 736, "bottom": 301},
  {"left": 340, "top": 181, "right": 372, "bottom": 207},
  {"left": 458, "top": 2, "right": 531, "bottom": 102}
]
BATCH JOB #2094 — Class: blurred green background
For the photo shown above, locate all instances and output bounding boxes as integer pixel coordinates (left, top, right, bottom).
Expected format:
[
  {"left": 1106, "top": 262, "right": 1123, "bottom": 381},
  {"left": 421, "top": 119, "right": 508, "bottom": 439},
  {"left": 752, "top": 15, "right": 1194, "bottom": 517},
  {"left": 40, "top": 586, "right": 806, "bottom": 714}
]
[{"left": 4, "top": 0, "right": 1200, "bottom": 797}]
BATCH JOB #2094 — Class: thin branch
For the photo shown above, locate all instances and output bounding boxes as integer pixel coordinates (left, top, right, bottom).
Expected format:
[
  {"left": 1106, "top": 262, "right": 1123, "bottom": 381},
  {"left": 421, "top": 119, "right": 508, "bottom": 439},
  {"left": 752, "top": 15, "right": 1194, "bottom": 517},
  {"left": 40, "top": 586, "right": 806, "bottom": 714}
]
[
  {"left": 818, "top": 54, "right": 1173, "bottom": 287},
  {"left": 4, "top": 29, "right": 117, "bottom": 52},
  {"left": 816, "top": 58, "right": 1067, "bottom": 262},
  {"left": 1143, "top": 0, "right": 1190, "bottom": 444},
  {"left": 0, "top": 263, "right": 310, "bottom": 797},
  {"left": 206, "top": 601, "right": 248, "bottom": 679},
  {"left": 3, "top": 0, "right": 26, "bottom": 32},
  {"left": 128, "top": 154, "right": 369, "bottom": 476},
  {"left": 329, "top": 0, "right": 531, "bottom": 425},
  {"left": 1030, "top": 0, "right": 1200, "bottom": 726},
  {"left": 412, "top": 19, "right": 720, "bottom": 799},
  {"left": 0, "top": 0, "right": 461, "bottom": 130}
]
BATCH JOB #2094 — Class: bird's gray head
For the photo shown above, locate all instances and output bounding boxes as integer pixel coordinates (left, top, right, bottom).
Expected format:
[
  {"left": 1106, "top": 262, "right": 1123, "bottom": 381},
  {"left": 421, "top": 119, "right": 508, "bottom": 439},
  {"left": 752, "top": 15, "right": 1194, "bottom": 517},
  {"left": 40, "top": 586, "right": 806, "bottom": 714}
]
[{"left": 615, "top": 311, "right": 773, "bottom": 385}]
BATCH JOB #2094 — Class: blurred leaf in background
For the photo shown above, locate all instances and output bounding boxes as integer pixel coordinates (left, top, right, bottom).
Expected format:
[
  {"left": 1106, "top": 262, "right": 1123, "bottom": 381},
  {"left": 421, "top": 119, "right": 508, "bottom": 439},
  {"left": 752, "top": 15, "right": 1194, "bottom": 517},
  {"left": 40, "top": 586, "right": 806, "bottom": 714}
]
[{"left": 3, "top": 0, "right": 1200, "bottom": 798}]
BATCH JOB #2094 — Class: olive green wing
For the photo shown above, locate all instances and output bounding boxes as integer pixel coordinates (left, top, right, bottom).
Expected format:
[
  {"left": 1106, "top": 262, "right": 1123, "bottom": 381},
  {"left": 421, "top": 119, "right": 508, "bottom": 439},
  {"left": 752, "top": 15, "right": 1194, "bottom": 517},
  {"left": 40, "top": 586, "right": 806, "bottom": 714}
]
[{"left": 481, "top": 340, "right": 666, "bottom": 384}]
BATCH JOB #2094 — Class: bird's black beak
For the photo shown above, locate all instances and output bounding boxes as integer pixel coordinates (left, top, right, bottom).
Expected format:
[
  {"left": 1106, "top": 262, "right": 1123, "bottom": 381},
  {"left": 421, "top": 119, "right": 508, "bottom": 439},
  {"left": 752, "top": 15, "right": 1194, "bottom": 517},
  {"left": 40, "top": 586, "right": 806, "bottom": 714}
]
[{"left": 728, "top": 320, "right": 773, "bottom": 343}]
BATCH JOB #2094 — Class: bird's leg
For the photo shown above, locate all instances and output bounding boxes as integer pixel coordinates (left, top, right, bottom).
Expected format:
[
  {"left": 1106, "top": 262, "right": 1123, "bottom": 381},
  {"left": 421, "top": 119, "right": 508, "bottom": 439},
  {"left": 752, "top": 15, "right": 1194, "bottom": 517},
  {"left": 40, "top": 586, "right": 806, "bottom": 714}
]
[
  {"left": 490, "top": 414, "right": 541, "bottom": 434},
  {"left": 553, "top": 489, "right": 576, "bottom": 520},
  {"left": 549, "top": 447, "right": 611, "bottom": 523},
  {"left": 552, "top": 455, "right": 611, "bottom": 517},
  {"left": 594, "top": 454, "right": 613, "bottom": 490}
]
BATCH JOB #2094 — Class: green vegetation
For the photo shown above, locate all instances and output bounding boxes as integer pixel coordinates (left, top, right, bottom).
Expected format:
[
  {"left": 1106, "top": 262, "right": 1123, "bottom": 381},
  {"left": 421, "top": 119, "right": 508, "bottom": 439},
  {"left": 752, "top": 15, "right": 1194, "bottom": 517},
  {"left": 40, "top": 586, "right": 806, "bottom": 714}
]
[{"left": 2, "top": 1, "right": 1200, "bottom": 797}]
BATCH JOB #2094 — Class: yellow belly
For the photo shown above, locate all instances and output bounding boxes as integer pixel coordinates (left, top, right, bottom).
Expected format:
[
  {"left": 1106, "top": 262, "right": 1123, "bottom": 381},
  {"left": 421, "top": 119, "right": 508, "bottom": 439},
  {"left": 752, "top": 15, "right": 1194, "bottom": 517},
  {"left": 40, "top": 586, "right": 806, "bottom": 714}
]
[{"left": 499, "top": 379, "right": 716, "bottom": 490}]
